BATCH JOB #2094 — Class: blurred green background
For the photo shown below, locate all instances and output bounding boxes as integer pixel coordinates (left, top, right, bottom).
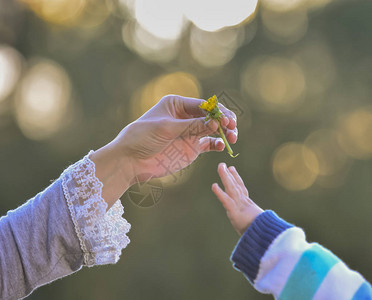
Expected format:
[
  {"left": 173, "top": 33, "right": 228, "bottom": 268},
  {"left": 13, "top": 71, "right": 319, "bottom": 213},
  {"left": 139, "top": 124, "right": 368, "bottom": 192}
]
[{"left": 1, "top": 0, "right": 371, "bottom": 299}]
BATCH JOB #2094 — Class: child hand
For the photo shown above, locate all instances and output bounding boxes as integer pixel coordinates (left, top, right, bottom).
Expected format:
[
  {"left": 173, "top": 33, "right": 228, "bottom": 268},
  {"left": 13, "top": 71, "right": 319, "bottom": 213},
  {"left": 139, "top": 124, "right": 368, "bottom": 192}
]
[{"left": 212, "top": 163, "right": 264, "bottom": 235}]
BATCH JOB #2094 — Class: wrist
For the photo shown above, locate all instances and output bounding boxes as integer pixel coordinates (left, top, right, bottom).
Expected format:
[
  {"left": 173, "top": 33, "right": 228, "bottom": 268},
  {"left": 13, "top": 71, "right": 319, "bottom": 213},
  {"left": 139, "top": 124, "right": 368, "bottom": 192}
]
[
  {"left": 240, "top": 206, "right": 264, "bottom": 235},
  {"left": 90, "top": 142, "right": 135, "bottom": 209}
]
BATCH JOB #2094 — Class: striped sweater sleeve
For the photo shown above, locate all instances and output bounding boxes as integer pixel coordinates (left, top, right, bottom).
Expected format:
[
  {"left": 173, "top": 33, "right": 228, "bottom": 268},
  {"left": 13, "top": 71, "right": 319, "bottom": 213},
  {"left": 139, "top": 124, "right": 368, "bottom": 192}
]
[{"left": 231, "top": 210, "right": 372, "bottom": 300}]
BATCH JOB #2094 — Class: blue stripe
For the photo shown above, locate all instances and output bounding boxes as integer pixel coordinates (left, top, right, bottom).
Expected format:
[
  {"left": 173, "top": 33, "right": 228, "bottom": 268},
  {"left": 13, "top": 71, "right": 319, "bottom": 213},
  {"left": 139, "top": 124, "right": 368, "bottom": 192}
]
[
  {"left": 279, "top": 244, "right": 339, "bottom": 300},
  {"left": 231, "top": 210, "right": 293, "bottom": 283},
  {"left": 352, "top": 282, "right": 372, "bottom": 300}
]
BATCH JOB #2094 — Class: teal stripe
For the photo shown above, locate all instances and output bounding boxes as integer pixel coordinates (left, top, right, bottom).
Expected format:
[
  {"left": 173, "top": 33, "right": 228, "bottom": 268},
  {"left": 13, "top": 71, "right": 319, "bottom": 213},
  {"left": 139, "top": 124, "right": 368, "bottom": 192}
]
[
  {"left": 352, "top": 282, "right": 372, "bottom": 300},
  {"left": 279, "top": 244, "right": 339, "bottom": 300}
]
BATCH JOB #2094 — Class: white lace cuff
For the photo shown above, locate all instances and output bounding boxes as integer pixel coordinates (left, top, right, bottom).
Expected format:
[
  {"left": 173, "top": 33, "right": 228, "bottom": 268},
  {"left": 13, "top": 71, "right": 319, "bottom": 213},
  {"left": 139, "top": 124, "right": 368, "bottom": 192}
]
[{"left": 61, "top": 151, "right": 131, "bottom": 266}]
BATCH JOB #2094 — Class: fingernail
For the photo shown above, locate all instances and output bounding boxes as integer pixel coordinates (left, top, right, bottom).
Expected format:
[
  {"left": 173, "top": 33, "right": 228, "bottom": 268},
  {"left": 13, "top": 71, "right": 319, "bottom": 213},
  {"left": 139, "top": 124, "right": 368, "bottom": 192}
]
[
  {"left": 231, "top": 118, "right": 237, "bottom": 127},
  {"left": 223, "top": 116, "right": 229, "bottom": 125}
]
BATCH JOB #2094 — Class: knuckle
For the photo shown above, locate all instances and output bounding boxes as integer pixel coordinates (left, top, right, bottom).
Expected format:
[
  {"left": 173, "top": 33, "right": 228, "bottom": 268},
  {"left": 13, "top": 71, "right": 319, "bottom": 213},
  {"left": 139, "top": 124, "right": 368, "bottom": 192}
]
[
  {"left": 159, "top": 94, "right": 174, "bottom": 105},
  {"left": 155, "top": 117, "right": 171, "bottom": 130},
  {"left": 161, "top": 94, "right": 179, "bottom": 102}
]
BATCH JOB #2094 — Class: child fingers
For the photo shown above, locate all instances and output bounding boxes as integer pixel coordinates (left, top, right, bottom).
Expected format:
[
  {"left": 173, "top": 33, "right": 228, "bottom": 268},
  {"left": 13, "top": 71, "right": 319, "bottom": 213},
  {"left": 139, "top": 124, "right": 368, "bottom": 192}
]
[
  {"left": 226, "top": 169, "right": 247, "bottom": 202},
  {"left": 228, "top": 166, "right": 249, "bottom": 197},
  {"left": 212, "top": 183, "right": 235, "bottom": 212},
  {"left": 217, "top": 163, "right": 240, "bottom": 200}
]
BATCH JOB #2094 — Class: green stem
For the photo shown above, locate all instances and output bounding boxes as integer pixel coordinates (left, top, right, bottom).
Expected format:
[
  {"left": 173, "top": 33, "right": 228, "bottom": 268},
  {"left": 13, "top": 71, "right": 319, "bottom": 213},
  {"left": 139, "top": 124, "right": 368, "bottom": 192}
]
[{"left": 218, "top": 120, "right": 239, "bottom": 158}]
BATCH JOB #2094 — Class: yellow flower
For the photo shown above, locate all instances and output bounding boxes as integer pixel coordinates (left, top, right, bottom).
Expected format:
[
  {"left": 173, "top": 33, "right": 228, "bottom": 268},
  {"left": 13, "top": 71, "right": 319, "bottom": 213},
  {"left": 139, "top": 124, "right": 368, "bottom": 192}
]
[
  {"left": 199, "top": 95, "right": 218, "bottom": 112},
  {"left": 198, "top": 94, "right": 239, "bottom": 158}
]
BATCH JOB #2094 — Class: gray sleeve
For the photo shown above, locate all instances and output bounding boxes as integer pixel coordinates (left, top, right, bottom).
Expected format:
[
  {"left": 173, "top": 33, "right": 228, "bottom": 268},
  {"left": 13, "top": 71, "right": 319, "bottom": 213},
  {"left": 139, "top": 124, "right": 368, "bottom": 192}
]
[
  {"left": 0, "top": 179, "right": 84, "bottom": 300},
  {"left": 0, "top": 151, "right": 131, "bottom": 300}
]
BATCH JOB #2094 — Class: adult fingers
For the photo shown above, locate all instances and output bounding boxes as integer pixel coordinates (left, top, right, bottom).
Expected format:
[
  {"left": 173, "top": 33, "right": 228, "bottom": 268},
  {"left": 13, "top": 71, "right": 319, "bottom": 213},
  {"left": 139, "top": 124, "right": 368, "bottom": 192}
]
[
  {"left": 218, "top": 103, "right": 237, "bottom": 130},
  {"left": 224, "top": 127, "right": 238, "bottom": 144},
  {"left": 169, "top": 95, "right": 237, "bottom": 131},
  {"left": 199, "top": 137, "right": 225, "bottom": 153},
  {"left": 216, "top": 125, "right": 238, "bottom": 144},
  {"left": 172, "top": 117, "right": 219, "bottom": 138},
  {"left": 169, "top": 95, "right": 208, "bottom": 118}
]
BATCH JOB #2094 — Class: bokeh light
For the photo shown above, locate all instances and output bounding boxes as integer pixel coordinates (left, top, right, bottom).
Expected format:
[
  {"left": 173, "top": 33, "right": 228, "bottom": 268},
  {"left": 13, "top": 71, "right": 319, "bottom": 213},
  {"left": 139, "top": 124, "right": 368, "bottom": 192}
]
[
  {"left": 131, "top": 72, "right": 201, "bottom": 119},
  {"left": 304, "top": 129, "right": 350, "bottom": 176},
  {"left": 241, "top": 56, "right": 306, "bottom": 112},
  {"left": 190, "top": 26, "right": 244, "bottom": 68},
  {"left": 122, "top": 21, "right": 179, "bottom": 63},
  {"left": 0, "top": 45, "right": 23, "bottom": 103},
  {"left": 315, "top": 162, "right": 352, "bottom": 189},
  {"left": 337, "top": 108, "right": 372, "bottom": 160},
  {"left": 14, "top": 59, "right": 72, "bottom": 140},
  {"left": 306, "top": 0, "right": 334, "bottom": 11},
  {"left": 261, "top": 8, "right": 308, "bottom": 44},
  {"left": 123, "top": 0, "right": 257, "bottom": 63},
  {"left": 134, "top": 0, "right": 186, "bottom": 40},
  {"left": 261, "top": 0, "right": 306, "bottom": 12},
  {"left": 184, "top": 0, "right": 258, "bottom": 32},
  {"left": 272, "top": 142, "right": 319, "bottom": 191},
  {"left": 76, "top": 0, "right": 111, "bottom": 28},
  {"left": 22, "top": 0, "right": 111, "bottom": 28},
  {"left": 109, "top": 0, "right": 136, "bottom": 18},
  {"left": 22, "top": 0, "right": 86, "bottom": 26}
]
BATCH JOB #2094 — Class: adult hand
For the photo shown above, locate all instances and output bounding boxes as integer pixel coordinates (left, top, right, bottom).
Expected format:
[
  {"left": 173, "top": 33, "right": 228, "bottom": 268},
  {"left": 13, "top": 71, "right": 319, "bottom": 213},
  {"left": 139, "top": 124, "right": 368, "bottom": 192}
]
[
  {"left": 91, "top": 95, "right": 238, "bottom": 207},
  {"left": 116, "top": 94, "right": 238, "bottom": 180}
]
